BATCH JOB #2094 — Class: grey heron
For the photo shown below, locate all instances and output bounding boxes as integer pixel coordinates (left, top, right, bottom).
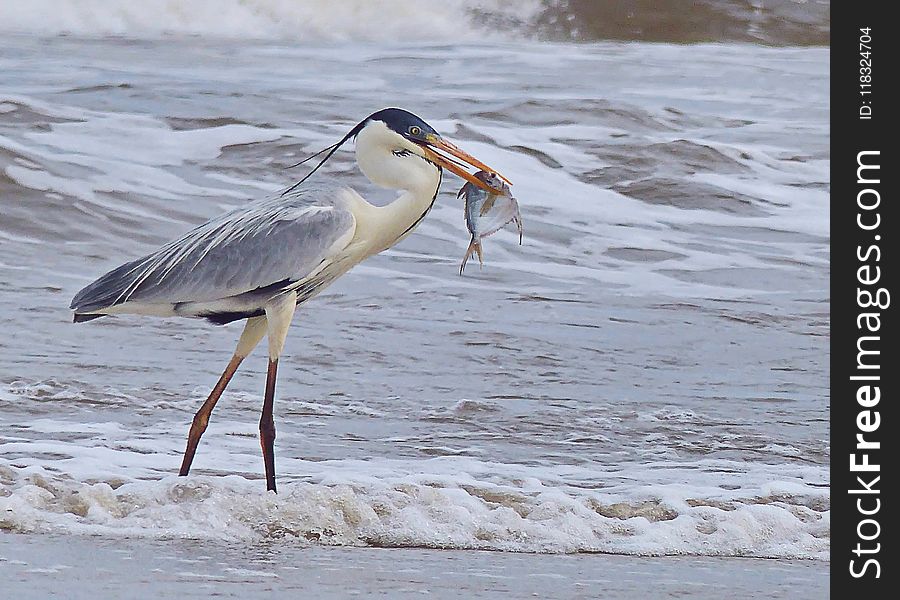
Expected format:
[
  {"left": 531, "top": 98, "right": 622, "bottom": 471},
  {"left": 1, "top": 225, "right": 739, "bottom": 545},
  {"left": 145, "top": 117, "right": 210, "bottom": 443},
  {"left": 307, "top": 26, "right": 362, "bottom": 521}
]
[{"left": 70, "top": 108, "right": 509, "bottom": 492}]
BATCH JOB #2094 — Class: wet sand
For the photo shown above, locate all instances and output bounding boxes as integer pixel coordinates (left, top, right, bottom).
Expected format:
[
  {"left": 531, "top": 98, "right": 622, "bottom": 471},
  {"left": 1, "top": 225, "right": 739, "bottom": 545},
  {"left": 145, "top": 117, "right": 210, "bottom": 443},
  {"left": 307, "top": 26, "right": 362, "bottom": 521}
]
[{"left": 1, "top": 533, "right": 827, "bottom": 599}]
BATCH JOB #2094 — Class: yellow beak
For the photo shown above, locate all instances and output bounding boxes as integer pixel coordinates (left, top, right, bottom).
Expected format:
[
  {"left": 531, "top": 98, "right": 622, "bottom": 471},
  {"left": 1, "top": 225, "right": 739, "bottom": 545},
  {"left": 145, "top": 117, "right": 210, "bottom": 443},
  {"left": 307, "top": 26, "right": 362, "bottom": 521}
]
[{"left": 419, "top": 134, "right": 511, "bottom": 193}]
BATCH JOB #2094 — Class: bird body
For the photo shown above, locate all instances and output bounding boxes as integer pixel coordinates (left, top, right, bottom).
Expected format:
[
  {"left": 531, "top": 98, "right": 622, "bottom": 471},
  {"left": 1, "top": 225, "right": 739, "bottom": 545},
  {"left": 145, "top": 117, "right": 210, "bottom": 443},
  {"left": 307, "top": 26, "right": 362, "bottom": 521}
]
[
  {"left": 71, "top": 118, "right": 446, "bottom": 324},
  {"left": 72, "top": 186, "right": 356, "bottom": 322},
  {"left": 69, "top": 108, "right": 508, "bottom": 492}
]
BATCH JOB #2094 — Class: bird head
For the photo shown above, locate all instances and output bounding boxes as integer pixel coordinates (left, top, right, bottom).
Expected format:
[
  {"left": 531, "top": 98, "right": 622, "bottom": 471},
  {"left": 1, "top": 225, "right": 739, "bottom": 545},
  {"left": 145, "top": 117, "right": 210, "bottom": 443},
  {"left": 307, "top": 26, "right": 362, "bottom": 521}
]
[
  {"left": 285, "top": 107, "right": 510, "bottom": 196},
  {"left": 357, "top": 108, "right": 510, "bottom": 193}
]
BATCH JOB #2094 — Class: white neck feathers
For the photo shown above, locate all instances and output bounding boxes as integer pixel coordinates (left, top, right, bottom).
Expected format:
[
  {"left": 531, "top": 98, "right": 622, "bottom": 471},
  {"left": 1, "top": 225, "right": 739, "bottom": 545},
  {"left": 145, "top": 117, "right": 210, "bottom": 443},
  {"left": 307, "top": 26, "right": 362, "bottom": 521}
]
[{"left": 351, "top": 120, "right": 442, "bottom": 252}]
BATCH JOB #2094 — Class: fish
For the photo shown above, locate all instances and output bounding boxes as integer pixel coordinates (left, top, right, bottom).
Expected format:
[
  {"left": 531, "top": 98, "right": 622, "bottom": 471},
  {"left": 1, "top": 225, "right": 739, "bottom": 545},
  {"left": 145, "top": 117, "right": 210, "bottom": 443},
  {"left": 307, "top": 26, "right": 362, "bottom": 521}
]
[{"left": 458, "top": 171, "right": 523, "bottom": 275}]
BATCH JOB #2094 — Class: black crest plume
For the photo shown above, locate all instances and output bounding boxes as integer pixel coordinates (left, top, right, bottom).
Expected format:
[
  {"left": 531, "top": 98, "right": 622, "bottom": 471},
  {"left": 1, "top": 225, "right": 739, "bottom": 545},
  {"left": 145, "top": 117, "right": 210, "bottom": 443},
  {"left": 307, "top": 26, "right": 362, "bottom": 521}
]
[
  {"left": 280, "top": 108, "right": 435, "bottom": 196},
  {"left": 281, "top": 119, "right": 368, "bottom": 196}
]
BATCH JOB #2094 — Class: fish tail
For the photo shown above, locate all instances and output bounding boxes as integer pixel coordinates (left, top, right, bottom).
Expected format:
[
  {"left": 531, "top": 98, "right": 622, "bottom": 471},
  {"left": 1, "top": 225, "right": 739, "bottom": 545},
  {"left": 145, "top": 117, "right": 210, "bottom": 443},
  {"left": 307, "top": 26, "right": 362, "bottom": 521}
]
[{"left": 459, "top": 237, "right": 478, "bottom": 275}]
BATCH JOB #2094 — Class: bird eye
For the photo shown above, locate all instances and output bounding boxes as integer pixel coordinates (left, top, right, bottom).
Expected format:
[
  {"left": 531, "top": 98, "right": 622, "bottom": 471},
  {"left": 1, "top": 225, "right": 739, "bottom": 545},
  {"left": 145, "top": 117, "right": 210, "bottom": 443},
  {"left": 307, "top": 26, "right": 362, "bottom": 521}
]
[{"left": 408, "top": 126, "right": 421, "bottom": 136}]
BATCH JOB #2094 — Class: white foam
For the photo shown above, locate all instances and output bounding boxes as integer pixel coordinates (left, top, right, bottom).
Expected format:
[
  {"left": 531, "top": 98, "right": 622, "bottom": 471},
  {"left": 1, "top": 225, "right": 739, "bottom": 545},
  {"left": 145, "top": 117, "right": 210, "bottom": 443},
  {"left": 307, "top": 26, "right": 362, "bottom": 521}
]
[
  {"left": 0, "top": 381, "right": 829, "bottom": 561},
  {"left": 0, "top": 457, "right": 828, "bottom": 559},
  {"left": 0, "top": 0, "right": 541, "bottom": 41},
  {"left": 2, "top": 105, "right": 286, "bottom": 223},
  {"left": 0, "top": 376, "right": 829, "bottom": 560}
]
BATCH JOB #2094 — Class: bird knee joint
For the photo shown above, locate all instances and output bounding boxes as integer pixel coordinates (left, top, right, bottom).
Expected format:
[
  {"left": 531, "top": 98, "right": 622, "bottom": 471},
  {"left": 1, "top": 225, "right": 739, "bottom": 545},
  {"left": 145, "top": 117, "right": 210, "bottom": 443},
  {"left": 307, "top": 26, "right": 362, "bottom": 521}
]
[{"left": 191, "top": 414, "right": 209, "bottom": 432}]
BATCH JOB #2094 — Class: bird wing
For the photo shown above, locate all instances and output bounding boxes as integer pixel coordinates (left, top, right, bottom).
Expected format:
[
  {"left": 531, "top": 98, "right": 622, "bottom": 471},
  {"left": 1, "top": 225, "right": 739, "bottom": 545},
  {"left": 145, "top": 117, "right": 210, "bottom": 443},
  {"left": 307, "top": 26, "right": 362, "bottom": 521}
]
[{"left": 71, "top": 186, "right": 356, "bottom": 312}]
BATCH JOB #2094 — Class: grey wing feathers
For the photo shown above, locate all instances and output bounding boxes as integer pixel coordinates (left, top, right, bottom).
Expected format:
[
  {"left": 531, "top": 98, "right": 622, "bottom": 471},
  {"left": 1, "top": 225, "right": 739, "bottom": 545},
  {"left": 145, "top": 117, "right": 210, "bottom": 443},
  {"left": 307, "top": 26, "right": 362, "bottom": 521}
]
[{"left": 71, "top": 187, "right": 355, "bottom": 313}]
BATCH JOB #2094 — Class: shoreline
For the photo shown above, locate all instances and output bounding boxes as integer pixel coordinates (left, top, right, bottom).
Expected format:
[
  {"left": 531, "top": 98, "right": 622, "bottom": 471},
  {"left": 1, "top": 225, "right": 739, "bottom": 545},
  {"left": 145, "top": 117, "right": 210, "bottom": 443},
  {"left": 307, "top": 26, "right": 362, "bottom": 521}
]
[{"left": 2, "top": 532, "right": 829, "bottom": 599}]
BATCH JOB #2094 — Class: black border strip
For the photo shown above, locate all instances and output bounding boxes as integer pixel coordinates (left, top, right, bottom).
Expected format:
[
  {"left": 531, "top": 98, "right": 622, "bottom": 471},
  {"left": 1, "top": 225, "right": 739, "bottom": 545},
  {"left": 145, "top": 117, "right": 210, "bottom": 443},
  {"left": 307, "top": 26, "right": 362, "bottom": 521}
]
[{"left": 832, "top": 5, "right": 897, "bottom": 594}]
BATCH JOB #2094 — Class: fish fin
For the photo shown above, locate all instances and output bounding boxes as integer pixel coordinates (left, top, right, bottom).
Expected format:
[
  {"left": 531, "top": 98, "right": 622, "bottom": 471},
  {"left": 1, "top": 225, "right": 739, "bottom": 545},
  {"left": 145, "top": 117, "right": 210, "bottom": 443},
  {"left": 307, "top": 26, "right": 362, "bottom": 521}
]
[
  {"left": 475, "top": 242, "right": 484, "bottom": 269},
  {"left": 480, "top": 194, "right": 497, "bottom": 216}
]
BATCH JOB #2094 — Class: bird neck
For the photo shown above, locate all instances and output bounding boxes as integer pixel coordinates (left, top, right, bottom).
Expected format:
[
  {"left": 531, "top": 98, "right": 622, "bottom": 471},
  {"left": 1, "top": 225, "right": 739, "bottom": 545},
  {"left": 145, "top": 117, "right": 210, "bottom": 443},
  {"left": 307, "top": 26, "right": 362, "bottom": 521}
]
[
  {"left": 352, "top": 122, "right": 443, "bottom": 253},
  {"left": 367, "top": 170, "right": 441, "bottom": 252}
]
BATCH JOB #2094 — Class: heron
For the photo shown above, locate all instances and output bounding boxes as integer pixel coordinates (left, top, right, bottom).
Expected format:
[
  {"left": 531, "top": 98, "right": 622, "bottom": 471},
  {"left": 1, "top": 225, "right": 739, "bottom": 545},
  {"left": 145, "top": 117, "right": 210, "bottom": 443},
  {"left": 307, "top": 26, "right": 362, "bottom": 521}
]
[{"left": 70, "top": 108, "right": 509, "bottom": 493}]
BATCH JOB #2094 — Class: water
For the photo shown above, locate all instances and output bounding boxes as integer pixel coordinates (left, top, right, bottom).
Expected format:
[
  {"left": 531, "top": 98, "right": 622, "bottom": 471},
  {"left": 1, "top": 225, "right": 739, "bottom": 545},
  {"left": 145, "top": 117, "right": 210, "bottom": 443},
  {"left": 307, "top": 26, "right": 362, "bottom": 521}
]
[
  {"left": 2, "top": 535, "right": 828, "bottom": 600},
  {"left": 1, "top": 1, "right": 828, "bottom": 596}
]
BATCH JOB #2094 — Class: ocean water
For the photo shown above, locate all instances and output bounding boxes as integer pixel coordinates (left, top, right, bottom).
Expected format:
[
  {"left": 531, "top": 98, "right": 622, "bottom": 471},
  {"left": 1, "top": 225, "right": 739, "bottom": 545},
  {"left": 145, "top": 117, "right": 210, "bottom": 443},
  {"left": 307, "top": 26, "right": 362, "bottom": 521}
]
[{"left": 1, "top": 1, "right": 828, "bottom": 596}]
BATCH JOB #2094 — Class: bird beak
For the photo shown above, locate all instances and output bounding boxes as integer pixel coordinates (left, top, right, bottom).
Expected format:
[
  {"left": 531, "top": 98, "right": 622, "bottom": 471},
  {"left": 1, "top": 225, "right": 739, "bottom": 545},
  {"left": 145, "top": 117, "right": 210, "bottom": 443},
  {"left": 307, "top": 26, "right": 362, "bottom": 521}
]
[{"left": 419, "top": 134, "right": 511, "bottom": 193}]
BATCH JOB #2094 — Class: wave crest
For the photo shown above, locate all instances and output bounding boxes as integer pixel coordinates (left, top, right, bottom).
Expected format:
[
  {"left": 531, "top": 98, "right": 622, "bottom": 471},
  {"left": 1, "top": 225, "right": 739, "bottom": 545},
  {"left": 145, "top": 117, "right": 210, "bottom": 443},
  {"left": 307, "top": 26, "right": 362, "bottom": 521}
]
[
  {"left": 0, "top": 0, "right": 828, "bottom": 44},
  {"left": 1, "top": 468, "right": 828, "bottom": 559}
]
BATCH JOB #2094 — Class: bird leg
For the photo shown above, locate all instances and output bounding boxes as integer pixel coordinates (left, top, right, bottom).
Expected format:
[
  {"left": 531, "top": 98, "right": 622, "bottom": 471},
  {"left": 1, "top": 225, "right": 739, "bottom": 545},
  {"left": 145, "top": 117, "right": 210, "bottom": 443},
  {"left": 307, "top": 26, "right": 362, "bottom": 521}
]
[
  {"left": 260, "top": 357, "right": 279, "bottom": 492},
  {"left": 179, "top": 316, "right": 266, "bottom": 476},
  {"left": 260, "top": 292, "right": 298, "bottom": 493},
  {"left": 179, "top": 354, "right": 241, "bottom": 476}
]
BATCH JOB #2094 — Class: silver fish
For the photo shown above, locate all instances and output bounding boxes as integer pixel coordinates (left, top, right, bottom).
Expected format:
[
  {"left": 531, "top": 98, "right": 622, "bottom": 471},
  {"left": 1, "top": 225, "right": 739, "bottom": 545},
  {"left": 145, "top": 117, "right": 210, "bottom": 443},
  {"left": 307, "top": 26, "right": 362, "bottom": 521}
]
[{"left": 458, "top": 171, "right": 523, "bottom": 275}]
